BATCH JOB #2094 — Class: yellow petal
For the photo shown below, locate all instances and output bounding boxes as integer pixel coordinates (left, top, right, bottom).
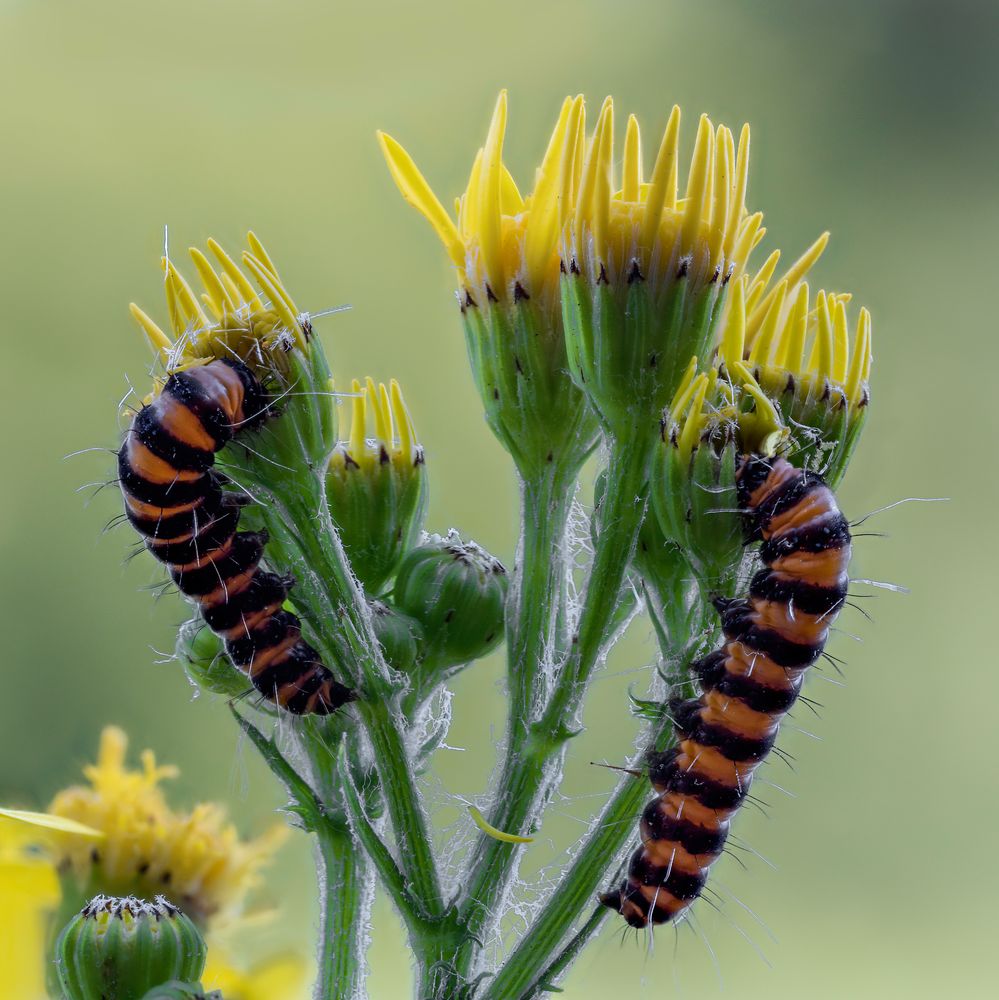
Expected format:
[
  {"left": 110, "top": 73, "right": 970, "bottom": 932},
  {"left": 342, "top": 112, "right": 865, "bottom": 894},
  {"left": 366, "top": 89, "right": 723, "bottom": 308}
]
[
  {"left": 0, "top": 808, "right": 103, "bottom": 839},
  {"left": 719, "top": 276, "right": 747, "bottom": 369},
  {"left": 681, "top": 115, "right": 714, "bottom": 256},
  {"left": 749, "top": 231, "right": 828, "bottom": 336},
  {"left": 622, "top": 113, "right": 642, "bottom": 203},
  {"left": 377, "top": 132, "right": 464, "bottom": 268},
  {"left": 477, "top": 90, "right": 508, "bottom": 294},
  {"left": 128, "top": 303, "right": 173, "bottom": 360},
  {"left": 641, "top": 105, "right": 681, "bottom": 259},
  {"left": 524, "top": 96, "right": 575, "bottom": 290}
]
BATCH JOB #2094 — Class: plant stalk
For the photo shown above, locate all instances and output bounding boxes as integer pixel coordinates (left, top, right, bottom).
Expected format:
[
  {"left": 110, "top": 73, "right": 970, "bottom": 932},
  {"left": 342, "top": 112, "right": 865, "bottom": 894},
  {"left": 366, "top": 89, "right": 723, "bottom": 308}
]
[
  {"left": 315, "top": 823, "right": 373, "bottom": 1000},
  {"left": 451, "top": 436, "right": 651, "bottom": 988}
]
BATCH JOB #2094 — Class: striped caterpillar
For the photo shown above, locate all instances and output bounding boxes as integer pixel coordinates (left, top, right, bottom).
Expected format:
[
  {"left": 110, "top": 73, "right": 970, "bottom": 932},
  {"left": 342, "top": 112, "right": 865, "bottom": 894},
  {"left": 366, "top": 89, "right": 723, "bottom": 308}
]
[
  {"left": 119, "top": 358, "right": 355, "bottom": 715},
  {"left": 600, "top": 455, "right": 851, "bottom": 927}
]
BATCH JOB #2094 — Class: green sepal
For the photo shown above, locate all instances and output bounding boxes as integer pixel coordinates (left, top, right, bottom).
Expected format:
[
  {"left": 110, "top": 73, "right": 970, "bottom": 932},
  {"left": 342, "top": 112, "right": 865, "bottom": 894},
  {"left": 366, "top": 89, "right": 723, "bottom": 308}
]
[
  {"left": 55, "top": 896, "right": 207, "bottom": 1000},
  {"left": 652, "top": 430, "right": 744, "bottom": 592},
  {"left": 460, "top": 296, "right": 599, "bottom": 480},
  {"left": 561, "top": 268, "right": 728, "bottom": 442},
  {"left": 392, "top": 531, "right": 508, "bottom": 669},
  {"left": 368, "top": 598, "right": 425, "bottom": 672}
]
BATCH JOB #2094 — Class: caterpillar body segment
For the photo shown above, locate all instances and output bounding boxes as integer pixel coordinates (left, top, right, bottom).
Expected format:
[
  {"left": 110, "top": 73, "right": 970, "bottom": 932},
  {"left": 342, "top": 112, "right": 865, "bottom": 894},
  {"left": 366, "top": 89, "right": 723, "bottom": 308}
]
[
  {"left": 119, "top": 359, "right": 355, "bottom": 715},
  {"left": 601, "top": 456, "right": 851, "bottom": 927}
]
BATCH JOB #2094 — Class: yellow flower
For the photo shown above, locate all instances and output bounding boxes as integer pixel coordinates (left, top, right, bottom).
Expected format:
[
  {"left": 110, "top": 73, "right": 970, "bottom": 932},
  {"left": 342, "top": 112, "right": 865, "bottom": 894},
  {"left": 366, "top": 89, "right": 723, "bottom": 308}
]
[
  {"left": 2, "top": 729, "right": 304, "bottom": 998},
  {"left": 326, "top": 376, "right": 429, "bottom": 592},
  {"left": 48, "top": 726, "right": 286, "bottom": 928},
  {"left": 203, "top": 950, "right": 308, "bottom": 1000},
  {"left": 717, "top": 270, "right": 873, "bottom": 412},
  {"left": 379, "top": 91, "right": 579, "bottom": 306},
  {"left": 129, "top": 232, "right": 310, "bottom": 373},
  {"left": 0, "top": 813, "right": 96, "bottom": 1000},
  {"left": 562, "top": 98, "right": 762, "bottom": 292}
]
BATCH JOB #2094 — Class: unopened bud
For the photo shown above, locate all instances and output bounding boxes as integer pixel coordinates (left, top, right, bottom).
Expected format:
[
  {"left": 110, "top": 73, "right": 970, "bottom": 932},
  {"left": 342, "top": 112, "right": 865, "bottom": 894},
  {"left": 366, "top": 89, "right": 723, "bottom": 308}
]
[
  {"left": 368, "top": 599, "right": 425, "bottom": 671},
  {"left": 392, "top": 531, "right": 507, "bottom": 667},
  {"left": 56, "top": 895, "right": 207, "bottom": 1000},
  {"left": 327, "top": 378, "right": 427, "bottom": 593}
]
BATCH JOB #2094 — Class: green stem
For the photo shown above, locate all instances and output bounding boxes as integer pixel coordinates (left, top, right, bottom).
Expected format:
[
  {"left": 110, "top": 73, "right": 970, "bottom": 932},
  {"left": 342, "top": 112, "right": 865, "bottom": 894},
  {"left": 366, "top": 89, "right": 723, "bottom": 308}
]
[
  {"left": 450, "top": 437, "right": 650, "bottom": 988},
  {"left": 357, "top": 699, "right": 445, "bottom": 916},
  {"left": 484, "top": 717, "right": 672, "bottom": 1000},
  {"left": 486, "top": 583, "right": 718, "bottom": 999},
  {"left": 509, "top": 466, "right": 577, "bottom": 746},
  {"left": 253, "top": 484, "right": 446, "bottom": 918},
  {"left": 315, "top": 824, "right": 372, "bottom": 1000},
  {"left": 537, "top": 434, "right": 652, "bottom": 734},
  {"left": 455, "top": 466, "right": 575, "bottom": 949}
]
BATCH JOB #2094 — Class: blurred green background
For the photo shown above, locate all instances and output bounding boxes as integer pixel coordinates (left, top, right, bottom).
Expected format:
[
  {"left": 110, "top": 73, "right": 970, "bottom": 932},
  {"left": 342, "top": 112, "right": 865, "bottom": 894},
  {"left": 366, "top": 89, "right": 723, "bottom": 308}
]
[{"left": 2, "top": 0, "right": 996, "bottom": 996}]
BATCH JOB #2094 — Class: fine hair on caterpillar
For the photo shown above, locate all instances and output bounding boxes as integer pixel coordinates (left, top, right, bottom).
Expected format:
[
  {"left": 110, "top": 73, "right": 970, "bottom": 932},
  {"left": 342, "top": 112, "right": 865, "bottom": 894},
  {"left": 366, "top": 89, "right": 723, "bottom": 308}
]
[
  {"left": 118, "top": 356, "right": 355, "bottom": 715},
  {"left": 600, "top": 454, "right": 851, "bottom": 928}
]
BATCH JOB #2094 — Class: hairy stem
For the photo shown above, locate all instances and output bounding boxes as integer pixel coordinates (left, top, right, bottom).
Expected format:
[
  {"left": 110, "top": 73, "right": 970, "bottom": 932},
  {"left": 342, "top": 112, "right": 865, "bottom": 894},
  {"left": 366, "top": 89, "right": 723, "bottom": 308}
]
[
  {"left": 455, "top": 466, "right": 576, "bottom": 956},
  {"left": 450, "top": 437, "right": 650, "bottom": 989},
  {"left": 486, "top": 586, "right": 718, "bottom": 999},
  {"left": 315, "top": 823, "right": 372, "bottom": 1000}
]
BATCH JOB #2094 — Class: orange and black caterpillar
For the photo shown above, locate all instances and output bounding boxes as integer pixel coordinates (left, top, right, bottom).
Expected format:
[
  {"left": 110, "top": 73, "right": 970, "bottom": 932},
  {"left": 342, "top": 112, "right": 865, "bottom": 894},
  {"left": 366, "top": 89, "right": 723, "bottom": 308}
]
[
  {"left": 601, "top": 455, "right": 851, "bottom": 927},
  {"left": 119, "top": 358, "right": 355, "bottom": 715}
]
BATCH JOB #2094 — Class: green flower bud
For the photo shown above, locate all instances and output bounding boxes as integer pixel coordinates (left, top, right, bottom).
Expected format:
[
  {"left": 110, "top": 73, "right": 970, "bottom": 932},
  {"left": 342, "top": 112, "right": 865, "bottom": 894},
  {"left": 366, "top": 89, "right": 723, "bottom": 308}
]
[
  {"left": 327, "top": 378, "right": 427, "bottom": 594},
  {"left": 55, "top": 895, "right": 207, "bottom": 1000},
  {"left": 392, "top": 532, "right": 507, "bottom": 667},
  {"left": 368, "top": 598, "right": 425, "bottom": 671},
  {"left": 175, "top": 621, "right": 249, "bottom": 699},
  {"left": 141, "top": 983, "right": 221, "bottom": 1000}
]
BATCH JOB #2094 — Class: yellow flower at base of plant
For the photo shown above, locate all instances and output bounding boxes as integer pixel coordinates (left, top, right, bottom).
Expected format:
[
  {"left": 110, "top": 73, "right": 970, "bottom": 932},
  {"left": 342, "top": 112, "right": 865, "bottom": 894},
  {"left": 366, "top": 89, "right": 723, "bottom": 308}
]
[
  {"left": 0, "top": 817, "right": 70, "bottom": 1000},
  {"left": 130, "top": 233, "right": 311, "bottom": 375},
  {"left": 48, "top": 726, "right": 286, "bottom": 928},
  {"left": 203, "top": 950, "right": 308, "bottom": 1000}
]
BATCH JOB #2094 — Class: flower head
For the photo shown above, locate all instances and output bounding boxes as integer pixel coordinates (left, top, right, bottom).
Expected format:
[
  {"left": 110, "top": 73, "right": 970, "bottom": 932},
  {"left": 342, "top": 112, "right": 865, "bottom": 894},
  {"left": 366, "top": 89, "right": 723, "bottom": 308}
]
[
  {"left": 563, "top": 100, "right": 758, "bottom": 292},
  {"left": 327, "top": 377, "right": 428, "bottom": 593},
  {"left": 714, "top": 261, "right": 873, "bottom": 482},
  {"left": 48, "top": 727, "right": 285, "bottom": 928},
  {"left": 129, "top": 233, "right": 311, "bottom": 375},
  {"left": 379, "top": 94, "right": 601, "bottom": 476},
  {"left": 379, "top": 91, "right": 578, "bottom": 309}
]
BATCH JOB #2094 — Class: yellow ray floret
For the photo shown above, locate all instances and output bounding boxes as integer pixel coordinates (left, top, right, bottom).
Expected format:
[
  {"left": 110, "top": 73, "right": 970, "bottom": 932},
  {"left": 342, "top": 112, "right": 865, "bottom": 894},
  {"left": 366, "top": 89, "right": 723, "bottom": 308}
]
[
  {"left": 668, "top": 361, "right": 783, "bottom": 460},
  {"left": 379, "top": 91, "right": 583, "bottom": 302},
  {"left": 717, "top": 255, "right": 872, "bottom": 409},
  {"left": 330, "top": 377, "right": 422, "bottom": 474},
  {"left": 564, "top": 98, "right": 754, "bottom": 286},
  {"left": 128, "top": 233, "right": 309, "bottom": 372}
]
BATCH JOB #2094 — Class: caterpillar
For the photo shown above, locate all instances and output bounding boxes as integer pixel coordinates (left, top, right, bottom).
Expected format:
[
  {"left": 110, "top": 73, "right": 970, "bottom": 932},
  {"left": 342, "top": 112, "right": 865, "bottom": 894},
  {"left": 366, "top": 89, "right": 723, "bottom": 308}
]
[
  {"left": 119, "top": 358, "right": 356, "bottom": 715},
  {"left": 600, "top": 455, "right": 851, "bottom": 927}
]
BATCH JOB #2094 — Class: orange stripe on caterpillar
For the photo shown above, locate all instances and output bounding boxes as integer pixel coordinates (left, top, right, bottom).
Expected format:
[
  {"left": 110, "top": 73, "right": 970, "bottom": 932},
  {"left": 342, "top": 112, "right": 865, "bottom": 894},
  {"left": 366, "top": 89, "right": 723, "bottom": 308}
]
[{"left": 118, "top": 358, "right": 355, "bottom": 716}]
